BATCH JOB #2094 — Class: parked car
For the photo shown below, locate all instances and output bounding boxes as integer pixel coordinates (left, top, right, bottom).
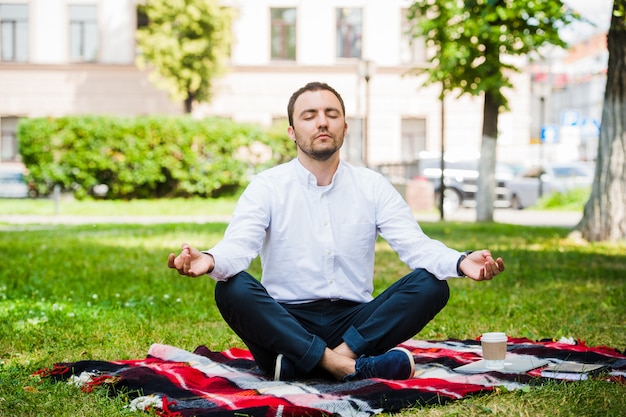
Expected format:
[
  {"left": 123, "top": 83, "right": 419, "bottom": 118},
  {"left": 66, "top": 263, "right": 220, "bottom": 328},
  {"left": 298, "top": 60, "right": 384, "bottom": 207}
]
[
  {"left": 505, "top": 162, "right": 594, "bottom": 209},
  {"left": 377, "top": 157, "right": 515, "bottom": 214},
  {"left": 416, "top": 157, "right": 515, "bottom": 214},
  {"left": 0, "top": 166, "right": 35, "bottom": 198}
]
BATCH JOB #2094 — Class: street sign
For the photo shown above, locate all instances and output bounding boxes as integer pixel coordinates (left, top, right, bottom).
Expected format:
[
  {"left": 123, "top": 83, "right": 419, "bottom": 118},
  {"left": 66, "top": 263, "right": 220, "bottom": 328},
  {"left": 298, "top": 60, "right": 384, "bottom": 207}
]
[
  {"left": 540, "top": 124, "right": 559, "bottom": 143},
  {"left": 581, "top": 118, "right": 600, "bottom": 136},
  {"left": 561, "top": 110, "right": 580, "bottom": 127}
]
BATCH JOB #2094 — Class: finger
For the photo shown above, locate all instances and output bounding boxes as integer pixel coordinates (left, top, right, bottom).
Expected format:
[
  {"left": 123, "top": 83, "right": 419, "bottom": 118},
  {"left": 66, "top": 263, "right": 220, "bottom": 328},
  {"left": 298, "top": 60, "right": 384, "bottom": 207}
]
[
  {"left": 485, "top": 255, "right": 499, "bottom": 270},
  {"left": 182, "top": 252, "right": 193, "bottom": 275},
  {"left": 489, "top": 260, "right": 499, "bottom": 276},
  {"left": 483, "top": 263, "right": 495, "bottom": 280},
  {"left": 170, "top": 252, "right": 185, "bottom": 275},
  {"left": 478, "top": 267, "right": 486, "bottom": 281},
  {"left": 497, "top": 258, "right": 505, "bottom": 271},
  {"left": 167, "top": 253, "right": 176, "bottom": 268},
  {"left": 487, "top": 256, "right": 502, "bottom": 271}
]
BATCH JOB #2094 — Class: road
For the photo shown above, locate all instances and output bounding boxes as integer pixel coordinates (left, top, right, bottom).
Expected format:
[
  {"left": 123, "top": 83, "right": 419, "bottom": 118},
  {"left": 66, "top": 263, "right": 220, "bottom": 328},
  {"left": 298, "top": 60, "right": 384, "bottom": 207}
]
[
  {"left": 416, "top": 208, "right": 582, "bottom": 227},
  {"left": 0, "top": 209, "right": 582, "bottom": 228}
]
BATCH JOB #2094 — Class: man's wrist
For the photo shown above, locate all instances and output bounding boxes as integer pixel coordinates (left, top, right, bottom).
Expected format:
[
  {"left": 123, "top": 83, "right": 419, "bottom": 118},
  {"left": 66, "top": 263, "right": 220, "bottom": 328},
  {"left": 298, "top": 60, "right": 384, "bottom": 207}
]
[
  {"left": 456, "top": 250, "right": 473, "bottom": 276},
  {"left": 201, "top": 251, "right": 215, "bottom": 274}
]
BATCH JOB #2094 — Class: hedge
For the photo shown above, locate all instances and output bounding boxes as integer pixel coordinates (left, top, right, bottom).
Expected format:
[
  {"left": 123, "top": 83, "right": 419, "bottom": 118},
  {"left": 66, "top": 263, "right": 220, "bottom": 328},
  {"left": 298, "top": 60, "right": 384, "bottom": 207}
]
[{"left": 17, "top": 115, "right": 296, "bottom": 199}]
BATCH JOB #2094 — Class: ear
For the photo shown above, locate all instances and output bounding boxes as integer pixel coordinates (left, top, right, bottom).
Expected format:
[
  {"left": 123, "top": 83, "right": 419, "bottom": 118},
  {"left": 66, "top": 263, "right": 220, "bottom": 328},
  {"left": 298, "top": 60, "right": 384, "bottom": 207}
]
[{"left": 287, "top": 125, "right": 296, "bottom": 142}]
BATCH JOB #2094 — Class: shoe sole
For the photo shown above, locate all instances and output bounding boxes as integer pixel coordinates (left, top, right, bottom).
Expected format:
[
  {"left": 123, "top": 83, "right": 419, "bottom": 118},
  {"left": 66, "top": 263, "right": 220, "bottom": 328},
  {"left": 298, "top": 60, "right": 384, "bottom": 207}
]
[
  {"left": 389, "top": 347, "right": 415, "bottom": 379},
  {"left": 274, "top": 353, "right": 285, "bottom": 381}
]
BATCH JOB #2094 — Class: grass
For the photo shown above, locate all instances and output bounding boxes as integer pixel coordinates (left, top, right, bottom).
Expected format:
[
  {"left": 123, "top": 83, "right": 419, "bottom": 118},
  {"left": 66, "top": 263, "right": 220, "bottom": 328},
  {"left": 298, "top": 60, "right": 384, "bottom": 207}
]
[
  {"left": 0, "top": 196, "right": 240, "bottom": 217},
  {"left": 0, "top": 198, "right": 625, "bottom": 416},
  {"left": 534, "top": 188, "right": 591, "bottom": 211}
]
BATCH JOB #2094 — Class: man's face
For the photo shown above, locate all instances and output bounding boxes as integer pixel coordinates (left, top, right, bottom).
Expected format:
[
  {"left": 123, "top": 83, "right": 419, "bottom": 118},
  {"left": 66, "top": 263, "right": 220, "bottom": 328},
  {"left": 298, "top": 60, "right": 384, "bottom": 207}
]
[{"left": 288, "top": 89, "right": 347, "bottom": 161}]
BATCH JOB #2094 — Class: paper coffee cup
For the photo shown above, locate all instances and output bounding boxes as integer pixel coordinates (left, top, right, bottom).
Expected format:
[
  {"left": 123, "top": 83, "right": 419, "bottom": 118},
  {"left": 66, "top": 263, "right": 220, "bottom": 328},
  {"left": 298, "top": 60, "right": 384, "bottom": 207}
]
[{"left": 481, "top": 332, "right": 507, "bottom": 369}]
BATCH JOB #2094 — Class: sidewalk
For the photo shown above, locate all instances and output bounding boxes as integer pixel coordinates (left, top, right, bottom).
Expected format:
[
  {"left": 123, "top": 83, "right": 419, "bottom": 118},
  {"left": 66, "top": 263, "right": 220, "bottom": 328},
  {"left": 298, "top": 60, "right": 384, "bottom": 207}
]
[
  {"left": 0, "top": 214, "right": 232, "bottom": 225},
  {"left": 0, "top": 209, "right": 582, "bottom": 227},
  {"left": 416, "top": 208, "right": 582, "bottom": 227}
]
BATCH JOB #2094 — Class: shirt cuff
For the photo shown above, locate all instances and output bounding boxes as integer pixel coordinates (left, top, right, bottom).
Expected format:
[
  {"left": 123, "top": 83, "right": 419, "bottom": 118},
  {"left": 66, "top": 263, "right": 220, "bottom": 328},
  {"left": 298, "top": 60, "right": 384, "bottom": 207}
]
[
  {"left": 456, "top": 250, "right": 473, "bottom": 277},
  {"left": 201, "top": 251, "right": 227, "bottom": 281}
]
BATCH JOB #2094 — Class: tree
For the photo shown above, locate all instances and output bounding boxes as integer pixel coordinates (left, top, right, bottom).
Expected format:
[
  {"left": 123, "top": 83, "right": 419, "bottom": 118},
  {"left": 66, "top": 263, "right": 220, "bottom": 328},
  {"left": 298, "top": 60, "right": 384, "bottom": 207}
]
[
  {"left": 406, "top": 0, "right": 579, "bottom": 221},
  {"left": 136, "top": 0, "right": 232, "bottom": 113},
  {"left": 577, "top": 1, "right": 626, "bottom": 242}
]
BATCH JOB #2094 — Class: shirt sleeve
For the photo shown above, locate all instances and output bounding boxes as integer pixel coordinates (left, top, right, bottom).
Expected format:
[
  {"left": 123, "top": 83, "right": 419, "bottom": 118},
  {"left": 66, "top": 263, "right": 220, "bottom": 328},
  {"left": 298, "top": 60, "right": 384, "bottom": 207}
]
[
  {"left": 373, "top": 175, "right": 462, "bottom": 280},
  {"left": 204, "top": 177, "right": 271, "bottom": 281}
]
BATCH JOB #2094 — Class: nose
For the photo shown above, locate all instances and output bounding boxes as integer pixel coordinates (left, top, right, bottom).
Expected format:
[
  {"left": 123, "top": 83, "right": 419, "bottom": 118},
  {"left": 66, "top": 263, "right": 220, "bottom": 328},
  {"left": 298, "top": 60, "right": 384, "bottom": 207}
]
[{"left": 317, "top": 113, "right": 328, "bottom": 128}]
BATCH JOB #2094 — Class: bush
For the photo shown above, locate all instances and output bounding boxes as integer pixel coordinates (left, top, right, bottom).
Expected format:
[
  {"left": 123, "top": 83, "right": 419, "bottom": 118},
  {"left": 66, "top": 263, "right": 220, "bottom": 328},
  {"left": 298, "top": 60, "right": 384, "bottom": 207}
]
[
  {"left": 17, "top": 116, "right": 296, "bottom": 199},
  {"left": 534, "top": 187, "right": 591, "bottom": 210}
]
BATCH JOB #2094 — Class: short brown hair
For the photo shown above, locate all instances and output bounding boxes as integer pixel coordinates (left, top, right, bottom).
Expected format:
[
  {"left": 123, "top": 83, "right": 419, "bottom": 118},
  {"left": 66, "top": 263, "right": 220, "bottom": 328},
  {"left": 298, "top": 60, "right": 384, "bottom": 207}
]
[{"left": 287, "top": 82, "right": 345, "bottom": 127}]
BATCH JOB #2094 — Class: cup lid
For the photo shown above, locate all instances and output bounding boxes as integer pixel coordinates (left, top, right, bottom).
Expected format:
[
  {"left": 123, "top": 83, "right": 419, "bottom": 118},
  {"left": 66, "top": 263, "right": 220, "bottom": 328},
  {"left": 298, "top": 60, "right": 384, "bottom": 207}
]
[{"left": 481, "top": 332, "right": 507, "bottom": 342}]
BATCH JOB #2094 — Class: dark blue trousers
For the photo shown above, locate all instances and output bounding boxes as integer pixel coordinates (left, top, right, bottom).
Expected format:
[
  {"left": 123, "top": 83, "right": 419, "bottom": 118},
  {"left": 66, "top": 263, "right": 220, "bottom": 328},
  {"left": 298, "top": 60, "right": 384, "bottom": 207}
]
[{"left": 214, "top": 268, "right": 449, "bottom": 375}]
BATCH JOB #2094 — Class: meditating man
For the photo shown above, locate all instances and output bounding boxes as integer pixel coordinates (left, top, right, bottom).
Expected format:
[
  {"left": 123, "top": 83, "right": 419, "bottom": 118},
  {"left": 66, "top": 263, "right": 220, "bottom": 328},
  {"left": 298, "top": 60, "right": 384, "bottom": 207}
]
[{"left": 168, "top": 81, "right": 505, "bottom": 381}]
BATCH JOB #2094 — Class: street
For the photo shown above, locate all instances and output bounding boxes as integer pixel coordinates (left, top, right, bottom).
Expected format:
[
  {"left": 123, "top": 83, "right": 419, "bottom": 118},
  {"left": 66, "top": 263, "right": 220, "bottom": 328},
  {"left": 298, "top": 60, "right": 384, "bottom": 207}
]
[{"left": 416, "top": 208, "right": 582, "bottom": 227}]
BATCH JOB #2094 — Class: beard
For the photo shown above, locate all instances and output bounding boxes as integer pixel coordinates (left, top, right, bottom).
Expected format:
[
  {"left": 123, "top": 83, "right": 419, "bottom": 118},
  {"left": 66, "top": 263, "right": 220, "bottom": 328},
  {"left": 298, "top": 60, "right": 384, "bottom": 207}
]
[{"left": 293, "top": 128, "right": 343, "bottom": 161}]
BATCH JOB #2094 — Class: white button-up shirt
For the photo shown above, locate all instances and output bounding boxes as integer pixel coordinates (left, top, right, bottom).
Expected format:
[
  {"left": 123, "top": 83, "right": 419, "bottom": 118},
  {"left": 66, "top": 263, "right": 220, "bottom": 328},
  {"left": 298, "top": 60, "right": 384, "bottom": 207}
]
[{"left": 207, "top": 159, "right": 462, "bottom": 304}]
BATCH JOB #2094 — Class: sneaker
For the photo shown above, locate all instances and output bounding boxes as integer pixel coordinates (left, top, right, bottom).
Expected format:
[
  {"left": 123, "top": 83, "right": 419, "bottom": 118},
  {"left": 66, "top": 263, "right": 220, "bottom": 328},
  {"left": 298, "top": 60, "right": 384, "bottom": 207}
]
[
  {"left": 345, "top": 347, "right": 415, "bottom": 381},
  {"left": 274, "top": 354, "right": 301, "bottom": 381}
]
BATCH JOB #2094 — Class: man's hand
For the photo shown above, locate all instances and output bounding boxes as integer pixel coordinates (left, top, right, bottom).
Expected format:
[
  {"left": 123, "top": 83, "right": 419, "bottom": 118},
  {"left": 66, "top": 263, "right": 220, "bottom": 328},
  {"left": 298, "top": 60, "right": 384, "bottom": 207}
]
[
  {"left": 459, "top": 250, "right": 505, "bottom": 281},
  {"left": 167, "top": 243, "right": 214, "bottom": 277}
]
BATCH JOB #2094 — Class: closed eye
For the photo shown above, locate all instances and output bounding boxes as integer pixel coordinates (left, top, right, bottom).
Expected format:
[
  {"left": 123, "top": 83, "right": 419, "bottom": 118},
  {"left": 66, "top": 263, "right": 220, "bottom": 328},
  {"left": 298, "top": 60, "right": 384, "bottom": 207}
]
[{"left": 301, "top": 110, "right": 316, "bottom": 120}]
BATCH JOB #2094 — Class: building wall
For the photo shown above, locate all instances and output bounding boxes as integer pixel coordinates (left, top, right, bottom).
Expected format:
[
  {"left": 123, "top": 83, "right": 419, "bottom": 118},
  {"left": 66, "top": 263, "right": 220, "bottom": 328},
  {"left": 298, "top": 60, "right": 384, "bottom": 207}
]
[
  {"left": 528, "top": 30, "right": 607, "bottom": 164},
  {"left": 205, "top": 0, "right": 532, "bottom": 165},
  {"left": 4, "top": 0, "right": 604, "bottom": 170},
  {"left": 0, "top": 64, "right": 181, "bottom": 117},
  {"left": 29, "top": 0, "right": 136, "bottom": 65},
  {"left": 0, "top": 0, "right": 180, "bottom": 118}
]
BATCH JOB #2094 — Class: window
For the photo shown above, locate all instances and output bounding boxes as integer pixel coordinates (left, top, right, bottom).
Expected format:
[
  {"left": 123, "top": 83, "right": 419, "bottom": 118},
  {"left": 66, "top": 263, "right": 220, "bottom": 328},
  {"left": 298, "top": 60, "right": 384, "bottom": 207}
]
[
  {"left": 401, "top": 118, "right": 426, "bottom": 161},
  {"left": 1, "top": 117, "right": 20, "bottom": 162},
  {"left": 271, "top": 8, "right": 296, "bottom": 61},
  {"left": 0, "top": 3, "right": 28, "bottom": 62},
  {"left": 69, "top": 4, "right": 98, "bottom": 62},
  {"left": 400, "top": 9, "right": 426, "bottom": 64},
  {"left": 336, "top": 8, "right": 361, "bottom": 59},
  {"left": 344, "top": 117, "right": 363, "bottom": 165}
]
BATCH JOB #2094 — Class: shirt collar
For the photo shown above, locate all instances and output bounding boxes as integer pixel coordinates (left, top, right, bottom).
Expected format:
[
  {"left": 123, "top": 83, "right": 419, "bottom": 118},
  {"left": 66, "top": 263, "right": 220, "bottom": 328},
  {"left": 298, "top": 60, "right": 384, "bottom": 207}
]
[{"left": 294, "top": 158, "right": 343, "bottom": 190}]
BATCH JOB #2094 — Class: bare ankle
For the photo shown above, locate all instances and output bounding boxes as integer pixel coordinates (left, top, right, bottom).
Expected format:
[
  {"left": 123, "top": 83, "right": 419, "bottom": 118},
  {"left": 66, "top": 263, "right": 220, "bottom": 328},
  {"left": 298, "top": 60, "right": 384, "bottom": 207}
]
[
  {"left": 332, "top": 342, "right": 357, "bottom": 359},
  {"left": 319, "top": 348, "right": 356, "bottom": 379}
]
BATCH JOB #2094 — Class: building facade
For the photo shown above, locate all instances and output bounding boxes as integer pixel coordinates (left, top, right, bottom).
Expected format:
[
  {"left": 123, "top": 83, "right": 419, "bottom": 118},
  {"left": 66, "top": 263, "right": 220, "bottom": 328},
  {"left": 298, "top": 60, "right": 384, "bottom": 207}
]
[
  {"left": 0, "top": 0, "right": 605, "bottom": 172},
  {"left": 0, "top": 0, "right": 181, "bottom": 167},
  {"left": 529, "top": 31, "right": 608, "bottom": 163},
  {"left": 204, "top": 0, "right": 532, "bottom": 167}
]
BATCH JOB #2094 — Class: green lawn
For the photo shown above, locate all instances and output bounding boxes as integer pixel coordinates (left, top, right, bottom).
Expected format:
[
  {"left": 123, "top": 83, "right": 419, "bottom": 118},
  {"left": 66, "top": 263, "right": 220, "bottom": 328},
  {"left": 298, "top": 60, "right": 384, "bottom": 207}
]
[
  {"left": 0, "top": 196, "right": 239, "bottom": 217},
  {"left": 0, "top": 203, "right": 624, "bottom": 416}
]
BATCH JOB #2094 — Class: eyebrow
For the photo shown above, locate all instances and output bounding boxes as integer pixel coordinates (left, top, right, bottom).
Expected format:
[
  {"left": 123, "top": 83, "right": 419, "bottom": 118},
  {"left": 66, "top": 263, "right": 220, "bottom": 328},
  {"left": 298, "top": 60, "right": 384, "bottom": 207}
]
[{"left": 299, "top": 107, "right": 341, "bottom": 117}]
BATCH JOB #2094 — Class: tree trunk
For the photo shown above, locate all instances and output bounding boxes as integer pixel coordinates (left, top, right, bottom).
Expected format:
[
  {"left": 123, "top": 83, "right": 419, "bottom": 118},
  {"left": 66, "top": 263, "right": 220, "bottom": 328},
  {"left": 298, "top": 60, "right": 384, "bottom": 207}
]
[
  {"left": 184, "top": 91, "right": 193, "bottom": 114},
  {"left": 577, "top": 0, "right": 626, "bottom": 242},
  {"left": 476, "top": 90, "right": 499, "bottom": 222}
]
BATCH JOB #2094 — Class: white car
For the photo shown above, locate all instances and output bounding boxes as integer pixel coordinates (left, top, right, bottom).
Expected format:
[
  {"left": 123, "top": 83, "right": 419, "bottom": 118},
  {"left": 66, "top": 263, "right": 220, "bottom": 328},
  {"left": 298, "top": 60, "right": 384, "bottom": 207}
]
[
  {"left": 0, "top": 166, "right": 32, "bottom": 198},
  {"left": 377, "top": 157, "right": 516, "bottom": 214},
  {"left": 506, "top": 162, "right": 594, "bottom": 209}
]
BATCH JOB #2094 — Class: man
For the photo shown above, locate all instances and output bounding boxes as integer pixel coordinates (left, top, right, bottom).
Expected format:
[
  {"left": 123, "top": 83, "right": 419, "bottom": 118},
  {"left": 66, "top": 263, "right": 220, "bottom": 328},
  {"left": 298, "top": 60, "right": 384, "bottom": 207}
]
[{"left": 168, "top": 82, "right": 505, "bottom": 382}]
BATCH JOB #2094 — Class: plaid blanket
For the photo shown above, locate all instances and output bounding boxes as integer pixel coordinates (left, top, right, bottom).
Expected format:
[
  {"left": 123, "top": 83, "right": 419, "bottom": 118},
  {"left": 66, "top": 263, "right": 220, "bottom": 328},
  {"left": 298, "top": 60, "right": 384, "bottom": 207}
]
[{"left": 36, "top": 337, "right": 626, "bottom": 417}]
